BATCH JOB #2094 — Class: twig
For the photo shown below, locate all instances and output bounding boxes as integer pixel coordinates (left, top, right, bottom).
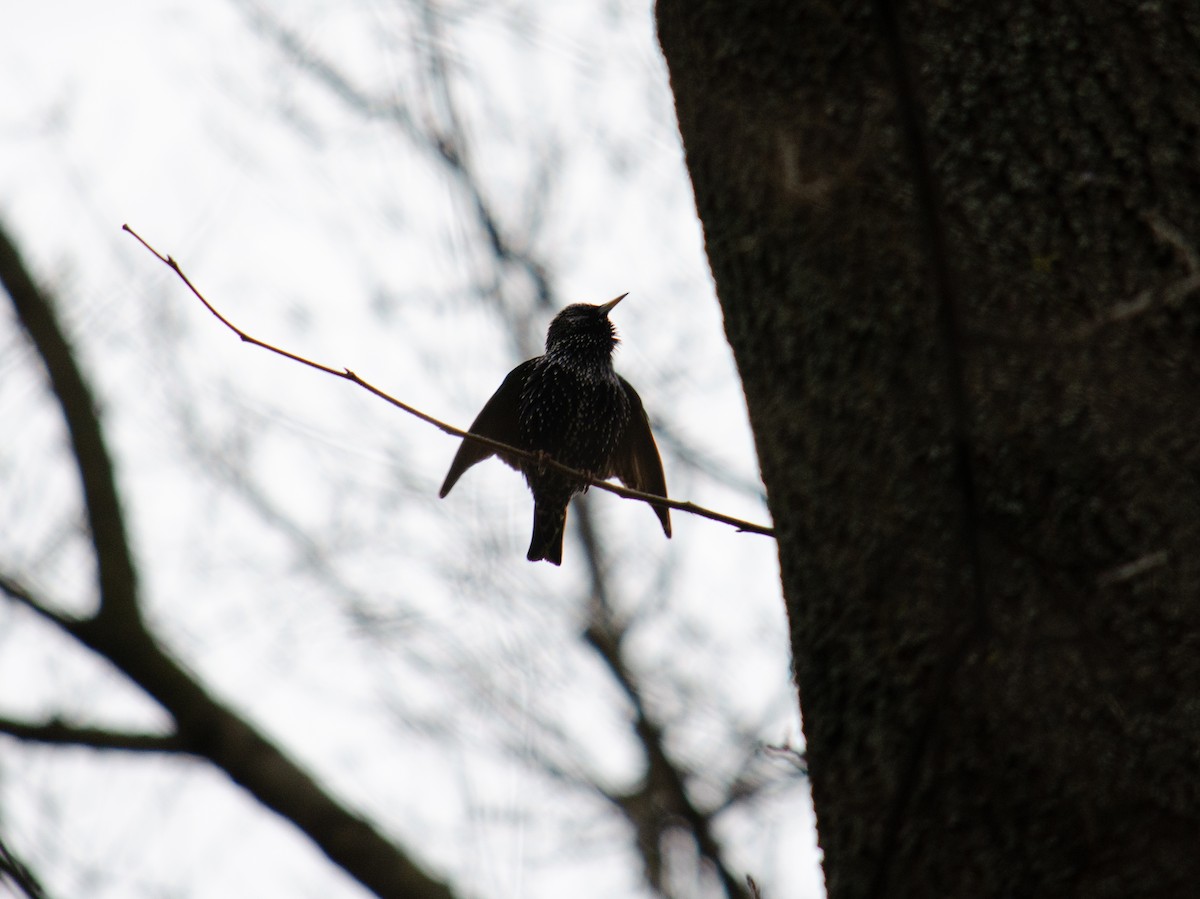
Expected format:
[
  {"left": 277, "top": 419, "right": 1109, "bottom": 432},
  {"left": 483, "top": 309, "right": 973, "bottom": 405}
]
[
  {"left": 122, "top": 225, "right": 776, "bottom": 538},
  {"left": 0, "top": 833, "right": 52, "bottom": 899},
  {"left": 763, "top": 741, "right": 809, "bottom": 774},
  {"left": 0, "top": 716, "right": 185, "bottom": 753},
  {"left": 0, "top": 571, "right": 75, "bottom": 630}
]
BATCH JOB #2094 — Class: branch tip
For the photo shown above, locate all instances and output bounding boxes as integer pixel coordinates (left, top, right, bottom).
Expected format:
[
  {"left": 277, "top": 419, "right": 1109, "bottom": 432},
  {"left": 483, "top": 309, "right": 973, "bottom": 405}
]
[{"left": 122, "top": 228, "right": 776, "bottom": 538}]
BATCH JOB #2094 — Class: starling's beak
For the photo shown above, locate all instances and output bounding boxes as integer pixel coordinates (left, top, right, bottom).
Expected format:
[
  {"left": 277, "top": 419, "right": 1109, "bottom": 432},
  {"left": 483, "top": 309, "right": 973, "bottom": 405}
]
[{"left": 599, "top": 293, "right": 628, "bottom": 315}]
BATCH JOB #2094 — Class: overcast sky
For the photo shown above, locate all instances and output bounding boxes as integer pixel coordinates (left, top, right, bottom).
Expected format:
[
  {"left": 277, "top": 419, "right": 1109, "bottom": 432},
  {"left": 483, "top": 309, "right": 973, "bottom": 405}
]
[{"left": 1, "top": 2, "right": 820, "bottom": 897}]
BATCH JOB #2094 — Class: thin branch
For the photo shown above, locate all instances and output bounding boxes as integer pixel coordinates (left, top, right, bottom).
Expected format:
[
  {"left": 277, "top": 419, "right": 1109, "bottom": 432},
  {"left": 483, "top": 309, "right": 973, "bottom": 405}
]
[
  {"left": 123, "top": 225, "right": 776, "bottom": 538},
  {"left": 0, "top": 716, "right": 185, "bottom": 753},
  {"left": 575, "top": 512, "right": 749, "bottom": 899},
  {"left": 0, "top": 833, "right": 53, "bottom": 899},
  {"left": 3, "top": 223, "right": 456, "bottom": 899},
  {"left": 236, "top": 0, "right": 556, "bottom": 328},
  {"left": 0, "top": 219, "right": 140, "bottom": 623},
  {"left": 0, "top": 571, "right": 77, "bottom": 631},
  {"left": 762, "top": 741, "right": 809, "bottom": 774}
]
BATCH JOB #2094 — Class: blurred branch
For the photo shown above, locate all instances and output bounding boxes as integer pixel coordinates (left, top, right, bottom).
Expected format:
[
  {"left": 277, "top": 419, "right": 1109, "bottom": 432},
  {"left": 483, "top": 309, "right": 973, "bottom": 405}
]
[
  {"left": 123, "top": 225, "right": 777, "bottom": 538},
  {"left": 574, "top": 507, "right": 751, "bottom": 899},
  {"left": 0, "top": 219, "right": 457, "bottom": 899},
  {"left": 0, "top": 219, "right": 140, "bottom": 625},
  {"left": 762, "top": 742, "right": 808, "bottom": 773},
  {"left": 235, "top": 0, "right": 556, "bottom": 319},
  {"left": 1, "top": 502, "right": 458, "bottom": 899},
  {"left": 652, "top": 418, "right": 768, "bottom": 502},
  {"left": 0, "top": 833, "right": 52, "bottom": 899},
  {"left": 0, "top": 570, "right": 76, "bottom": 630},
  {"left": 0, "top": 716, "right": 184, "bottom": 753}
]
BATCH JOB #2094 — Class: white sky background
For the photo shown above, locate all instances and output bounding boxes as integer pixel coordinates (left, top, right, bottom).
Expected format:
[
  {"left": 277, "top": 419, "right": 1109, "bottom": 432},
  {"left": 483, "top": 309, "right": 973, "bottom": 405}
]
[{"left": 0, "top": 1, "right": 822, "bottom": 897}]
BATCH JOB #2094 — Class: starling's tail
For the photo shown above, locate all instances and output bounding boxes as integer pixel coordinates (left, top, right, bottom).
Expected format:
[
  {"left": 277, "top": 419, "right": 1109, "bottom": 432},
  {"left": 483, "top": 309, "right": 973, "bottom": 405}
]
[{"left": 527, "top": 502, "right": 567, "bottom": 565}]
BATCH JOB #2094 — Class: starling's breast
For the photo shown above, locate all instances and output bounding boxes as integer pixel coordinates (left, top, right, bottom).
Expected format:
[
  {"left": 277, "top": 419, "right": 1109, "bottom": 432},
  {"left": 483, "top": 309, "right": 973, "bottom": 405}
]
[{"left": 518, "top": 357, "right": 630, "bottom": 473}]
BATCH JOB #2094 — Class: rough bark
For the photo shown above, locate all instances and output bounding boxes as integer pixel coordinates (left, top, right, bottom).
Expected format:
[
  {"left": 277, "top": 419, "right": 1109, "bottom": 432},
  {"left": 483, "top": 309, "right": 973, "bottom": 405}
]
[{"left": 657, "top": 2, "right": 1200, "bottom": 897}]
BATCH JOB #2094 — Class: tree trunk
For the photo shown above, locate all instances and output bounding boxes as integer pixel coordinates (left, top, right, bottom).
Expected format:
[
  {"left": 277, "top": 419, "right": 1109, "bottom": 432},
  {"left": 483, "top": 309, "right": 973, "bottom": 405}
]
[{"left": 657, "top": 2, "right": 1200, "bottom": 897}]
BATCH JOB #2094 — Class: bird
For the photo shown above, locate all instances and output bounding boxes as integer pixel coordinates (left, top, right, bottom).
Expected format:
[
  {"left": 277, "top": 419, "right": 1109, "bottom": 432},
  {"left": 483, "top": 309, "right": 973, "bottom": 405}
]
[{"left": 439, "top": 294, "right": 671, "bottom": 565}]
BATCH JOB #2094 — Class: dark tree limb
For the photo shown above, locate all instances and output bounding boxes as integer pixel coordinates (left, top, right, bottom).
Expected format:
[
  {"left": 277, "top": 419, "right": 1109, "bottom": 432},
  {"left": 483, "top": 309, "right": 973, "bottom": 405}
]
[
  {"left": 0, "top": 833, "right": 53, "bottom": 899},
  {"left": 0, "top": 221, "right": 139, "bottom": 625},
  {"left": 0, "top": 715, "right": 184, "bottom": 753},
  {"left": 0, "top": 217, "right": 457, "bottom": 899},
  {"left": 574, "top": 505, "right": 751, "bottom": 899}
]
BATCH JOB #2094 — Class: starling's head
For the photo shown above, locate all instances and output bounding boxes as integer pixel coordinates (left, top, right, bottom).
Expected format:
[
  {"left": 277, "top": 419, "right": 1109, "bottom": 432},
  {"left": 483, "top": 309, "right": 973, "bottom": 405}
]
[{"left": 544, "top": 294, "right": 626, "bottom": 362}]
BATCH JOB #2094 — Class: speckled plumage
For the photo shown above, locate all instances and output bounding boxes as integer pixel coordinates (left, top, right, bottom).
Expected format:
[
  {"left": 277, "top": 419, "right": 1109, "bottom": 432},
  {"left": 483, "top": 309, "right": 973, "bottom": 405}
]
[{"left": 440, "top": 295, "right": 671, "bottom": 565}]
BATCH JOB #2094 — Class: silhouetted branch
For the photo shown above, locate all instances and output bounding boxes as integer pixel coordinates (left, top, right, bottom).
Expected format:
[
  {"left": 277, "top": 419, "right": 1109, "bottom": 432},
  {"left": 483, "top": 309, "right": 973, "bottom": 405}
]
[
  {"left": 0, "top": 220, "right": 140, "bottom": 624},
  {"left": 235, "top": 0, "right": 557, "bottom": 322},
  {"left": 762, "top": 741, "right": 808, "bottom": 774},
  {"left": 0, "top": 571, "right": 76, "bottom": 630},
  {"left": 1, "top": 219, "right": 459, "bottom": 899},
  {"left": 123, "top": 225, "right": 777, "bottom": 538},
  {"left": 0, "top": 833, "right": 52, "bottom": 899},
  {"left": 0, "top": 716, "right": 184, "bottom": 753},
  {"left": 574, "top": 509, "right": 750, "bottom": 899}
]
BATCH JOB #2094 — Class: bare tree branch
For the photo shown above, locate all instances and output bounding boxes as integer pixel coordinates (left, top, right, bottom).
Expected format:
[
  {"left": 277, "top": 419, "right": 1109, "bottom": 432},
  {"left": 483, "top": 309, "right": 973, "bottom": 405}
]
[
  {"left": 0, "top": 217, "right": 458, "bottom": 899},
  {"left": 0, "top": 716, "right": 184, "bottom": 753},
  {"left": 0, "top": 833, "right": 53, "bottom": 899},
  {"left": 235, "top": 0, "right": 557, "bottom": 322},
  {"left": 0, "top": 571, "right": 77, "bottom": 630},
  {"left": 122, "top": 224, "right": 777, "bottom": 538},
  {"left": 575, "top": 505, "right": 751, "bottom": 899},
  {"left": 0, "top": 220, "right": 139, "bottom": 625}
]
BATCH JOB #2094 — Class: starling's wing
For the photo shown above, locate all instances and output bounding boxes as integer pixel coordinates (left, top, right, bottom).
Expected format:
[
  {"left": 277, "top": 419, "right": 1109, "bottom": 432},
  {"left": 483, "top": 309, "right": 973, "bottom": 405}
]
[
  {"left": 610, "top": 377, "right": 671, "bottom": 537},
  {"left": 439, "top": 360, "right": 536, "bottom": 498}
]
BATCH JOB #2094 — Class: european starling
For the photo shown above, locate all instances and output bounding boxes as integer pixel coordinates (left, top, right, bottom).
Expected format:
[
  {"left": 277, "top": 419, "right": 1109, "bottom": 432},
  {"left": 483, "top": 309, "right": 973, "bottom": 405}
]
[{"left": 439, "top": 294, "right": 671, "bottom": 565}]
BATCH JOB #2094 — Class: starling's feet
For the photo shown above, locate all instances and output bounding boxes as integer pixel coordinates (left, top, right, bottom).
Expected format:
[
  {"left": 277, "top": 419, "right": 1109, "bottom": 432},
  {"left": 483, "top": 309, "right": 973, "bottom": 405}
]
[
  {"left": 440, "top": 296, "right": 668, "bottom": 564},
  {"left": 531, "top": 449, "right": 552, "bottom": 475}
]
